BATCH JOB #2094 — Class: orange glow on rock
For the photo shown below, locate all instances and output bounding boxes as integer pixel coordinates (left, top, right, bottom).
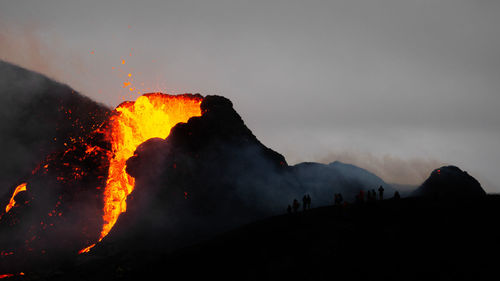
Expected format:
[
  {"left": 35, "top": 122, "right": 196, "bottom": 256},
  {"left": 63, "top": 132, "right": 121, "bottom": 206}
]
[
  {"left": 97, "top": 93, "right": 202, "bottom": 243},
  {"left": 5, "top": 183, "right": 27, "bottom": 213}
]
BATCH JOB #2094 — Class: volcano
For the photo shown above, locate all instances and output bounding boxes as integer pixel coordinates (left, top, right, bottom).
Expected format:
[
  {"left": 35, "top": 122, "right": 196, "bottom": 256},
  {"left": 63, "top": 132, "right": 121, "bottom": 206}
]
[
  {"left": 0, "top": 89, "right": 205, "bottom": 274},
  {"left": 0, "top": 63, "right": 401, "bottom": 276},
  {"left": 0, "top": 80, "right": 396, "bottom": 275},
  {"left": 412, "top": 165, "right": 486, "bottom": 199},
  {"left": 0, "top": 63, "right": 296, "bottom": 273},
  {"left": 4, "top": 62, "right": 491, "bottom": 280}
]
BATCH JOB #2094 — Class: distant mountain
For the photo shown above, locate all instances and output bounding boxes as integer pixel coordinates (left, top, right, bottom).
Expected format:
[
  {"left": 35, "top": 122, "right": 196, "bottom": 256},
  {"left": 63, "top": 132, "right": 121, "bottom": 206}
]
[
  {"left": 0, "top": 60, "right": 110, "bottom": 196},
  {"left": 291, "top": 161, "right": 396, "bottom": 205},
  {"left": 412, "top": 165, "right": 486, "bottom": 198}
]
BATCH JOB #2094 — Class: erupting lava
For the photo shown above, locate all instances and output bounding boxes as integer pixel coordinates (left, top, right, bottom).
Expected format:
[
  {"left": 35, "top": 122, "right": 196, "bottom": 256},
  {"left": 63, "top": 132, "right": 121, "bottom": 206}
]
[
  {"left": 0, "top": 273, "right": 24, "bottom": 279},
  {"left": 5, "top": 183, "right": 27, "bottom": 213},
  {"left": 81, "top": 93, "right": 202, "bottom": 252}
]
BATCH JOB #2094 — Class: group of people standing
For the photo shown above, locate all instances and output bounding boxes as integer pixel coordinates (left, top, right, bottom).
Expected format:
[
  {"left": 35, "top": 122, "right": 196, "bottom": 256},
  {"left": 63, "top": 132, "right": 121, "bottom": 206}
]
[
  {"left": 287, "top": 194, "right": 312, "bottom": 214},
  {"left": 334, "top": 193, "right": 343, "bottom": 206},
  {"left": 287, "top": 185, "right": 401, "bottom": 214},
  {"left": 356, "top": 185, "right": 385, "bottom": 203}
]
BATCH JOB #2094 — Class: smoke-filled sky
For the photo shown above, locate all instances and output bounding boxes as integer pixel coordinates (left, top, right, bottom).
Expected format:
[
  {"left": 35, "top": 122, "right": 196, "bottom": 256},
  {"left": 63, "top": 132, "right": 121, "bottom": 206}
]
[{"left": 1, "top": 0, "right": 499, "bottom": 191}]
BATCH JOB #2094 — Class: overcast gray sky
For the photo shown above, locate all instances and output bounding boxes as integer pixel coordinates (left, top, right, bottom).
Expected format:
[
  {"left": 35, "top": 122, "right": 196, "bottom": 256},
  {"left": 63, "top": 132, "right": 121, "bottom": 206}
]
[{"left": 1, "top": 0, "right": 499, "bottom": 191}]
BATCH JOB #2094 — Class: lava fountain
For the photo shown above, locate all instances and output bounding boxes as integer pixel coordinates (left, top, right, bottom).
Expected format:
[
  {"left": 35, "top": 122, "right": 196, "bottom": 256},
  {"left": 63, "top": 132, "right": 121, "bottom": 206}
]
[{"left": 81, "top": 93, "right": 202, "bottom": 252}]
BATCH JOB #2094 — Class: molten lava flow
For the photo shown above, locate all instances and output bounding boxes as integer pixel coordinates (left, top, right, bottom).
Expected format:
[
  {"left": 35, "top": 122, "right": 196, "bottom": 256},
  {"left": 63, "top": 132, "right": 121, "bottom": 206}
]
[
  {"left": 5, "top": 183, "right": 27, "bottom": 213},
  {"left": 98, "top": 93, "right": 202, "bottom": 243},
  {"left": 0, "top": 273, "right": 23, "bottom": 279}
]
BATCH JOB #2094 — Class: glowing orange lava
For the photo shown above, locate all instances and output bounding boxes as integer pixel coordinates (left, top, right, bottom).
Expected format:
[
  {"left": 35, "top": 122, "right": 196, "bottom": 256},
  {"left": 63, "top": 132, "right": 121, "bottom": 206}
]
[
  {"left": 0, "top": 273, "right": 23, "bottom": 279},
  {"left": 5, "top": 183, "right": 27, "bottom": 213},
  {"left": 97, "top": 93, "right": 202, "bottom": 243}
]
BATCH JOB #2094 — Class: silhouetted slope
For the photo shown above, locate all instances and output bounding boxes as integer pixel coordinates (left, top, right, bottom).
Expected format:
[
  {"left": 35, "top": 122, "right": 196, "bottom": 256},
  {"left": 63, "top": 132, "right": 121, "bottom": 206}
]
[
  {"left": 292, "top": 161, "right": 395, "bottom": 205},
  {"left": 166, "top": 197, "right": 500, "bottom": 281},
  {"left": 413, "top": 166, "right": 486, "bottom": 198},
  {"left": 38, "top": 195, "right": 500, "bottom": 281},
  {"left": 0, "top": 60, "right": 110, "bottom": 196}
]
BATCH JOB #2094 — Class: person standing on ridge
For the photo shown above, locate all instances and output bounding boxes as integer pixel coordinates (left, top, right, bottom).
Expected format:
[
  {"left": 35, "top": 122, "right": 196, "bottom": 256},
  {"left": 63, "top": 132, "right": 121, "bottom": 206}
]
[
  {"left": 393, "top": 191, "right": 400, "bottom": 200},
  {"left": 356, "top": 190, "right": 365, "bottom": 203},
  {"left": 378, "top": 185, "right": 385, "bottom": 200},
  {"left": 293, "top": 199, "right": 300, "bottom": 213}
]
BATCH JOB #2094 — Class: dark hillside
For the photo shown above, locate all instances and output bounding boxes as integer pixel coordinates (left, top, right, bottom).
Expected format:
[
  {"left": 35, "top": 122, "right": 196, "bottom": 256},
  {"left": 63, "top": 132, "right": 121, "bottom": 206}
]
[{"left": 38, "top": 195, "right": 500, "bottom": 281}]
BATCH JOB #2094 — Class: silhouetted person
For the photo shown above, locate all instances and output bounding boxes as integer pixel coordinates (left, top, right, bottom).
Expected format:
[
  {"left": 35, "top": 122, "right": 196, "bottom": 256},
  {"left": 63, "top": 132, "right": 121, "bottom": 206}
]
[
  {"left": 393, "top": 191, "right": 400, "bottom": 200},
  {"left": 356, "top": 190, "right": 365, "bottom": 204},
  {"left": 302, "top": 195, "right": 308, "bottom": 211},
  {"left": 372, "top": 190, "right": 377, "bottom": 201},
  {"left": 378, "top": 185, "right": 385, "bottom": 200},
  {"left": 306, "top": 194, "right": 312, "bottom": 209},
  {"left": 366, "top": 190, "right": 372, "bottom": 201},
  {"left": 287, "top": 205, "right": 292, "bottom": 214},
  {"left": 293, "top": 199, "right": 300, "bottom": 213},
  {"left": 334, "top": 193, "right": 343, "bottom": 206}
]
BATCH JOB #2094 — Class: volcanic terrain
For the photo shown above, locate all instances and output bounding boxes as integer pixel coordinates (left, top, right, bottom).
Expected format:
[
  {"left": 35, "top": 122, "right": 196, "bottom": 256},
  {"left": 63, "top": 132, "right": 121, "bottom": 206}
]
[{"left": 0, "top": 61, "right": 497, "bottom": 280}]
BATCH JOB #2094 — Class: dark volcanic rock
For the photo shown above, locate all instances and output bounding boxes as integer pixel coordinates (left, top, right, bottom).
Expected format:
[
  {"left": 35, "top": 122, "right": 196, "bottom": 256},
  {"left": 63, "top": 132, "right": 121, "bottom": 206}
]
[
  {"left": 0, "top": 61, "right": 110, "bottom": 273},
  {"left": 118, "top": 95, "right": 298, "bottom": 249},
  {"left": 413, "top": 165, "right": 486, "bottom": 198},
  {"left": 0, "top": 60, "right": 110, "bottom": 197}
]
